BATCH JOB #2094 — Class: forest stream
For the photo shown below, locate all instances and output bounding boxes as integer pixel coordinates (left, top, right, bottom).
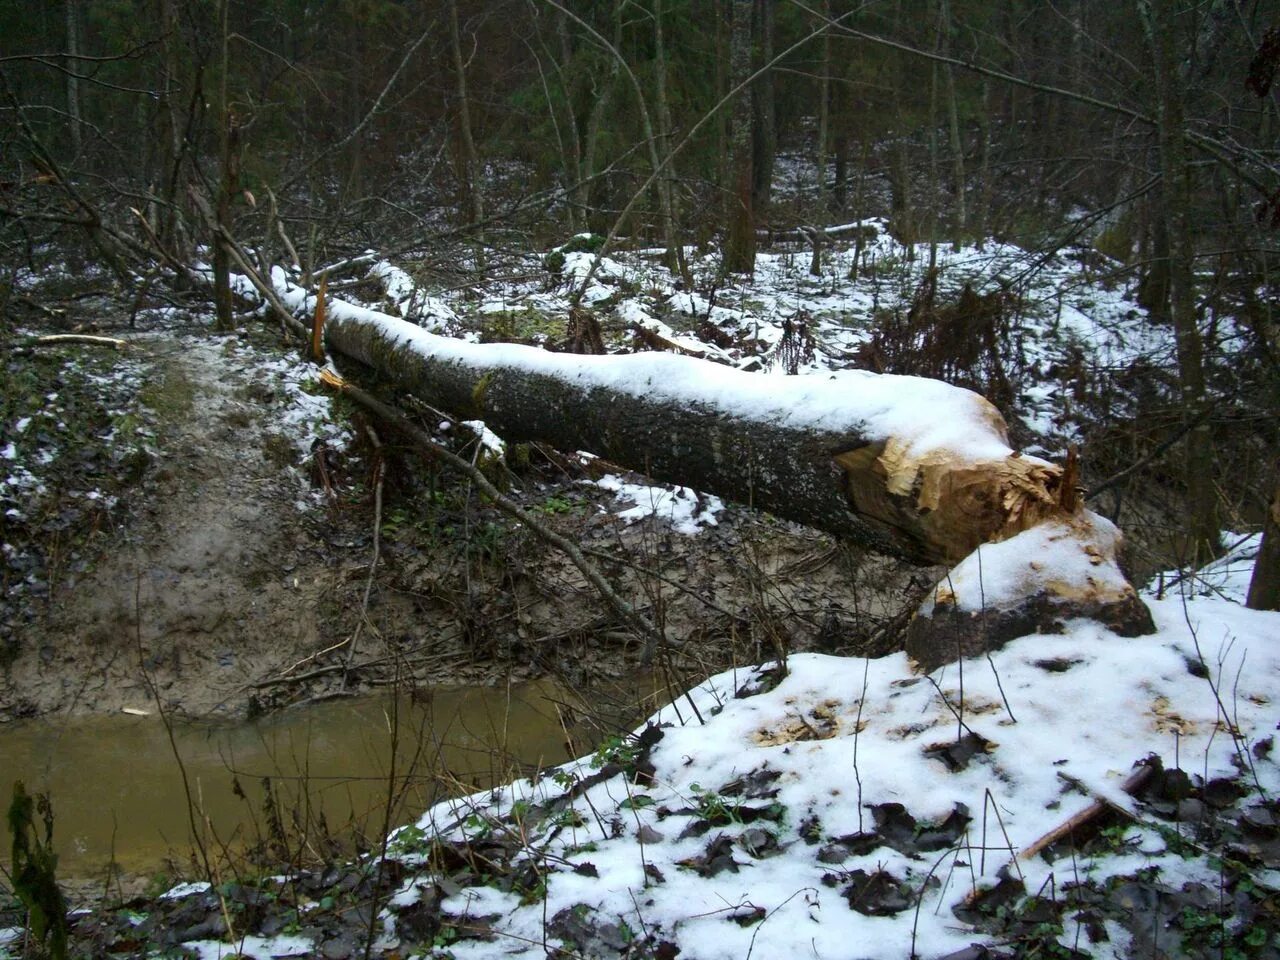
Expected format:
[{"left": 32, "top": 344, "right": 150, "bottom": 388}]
[{"left": 2, "top": 681, "right": 576, "bottom": 881}]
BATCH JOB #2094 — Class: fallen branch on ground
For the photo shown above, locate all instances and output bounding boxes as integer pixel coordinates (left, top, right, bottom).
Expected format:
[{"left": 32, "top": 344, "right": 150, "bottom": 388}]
[{"left": 31, "top": 334, "right": 131, "bottom": 349}]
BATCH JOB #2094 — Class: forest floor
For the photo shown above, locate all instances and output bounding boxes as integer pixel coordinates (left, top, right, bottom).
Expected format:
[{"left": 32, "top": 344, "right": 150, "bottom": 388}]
[
  {"left": 1, "top": 302, "right": 919, "bottom": 724},
  {"left": 2, "top": 227, "right": 1276, "bottom": 958}
]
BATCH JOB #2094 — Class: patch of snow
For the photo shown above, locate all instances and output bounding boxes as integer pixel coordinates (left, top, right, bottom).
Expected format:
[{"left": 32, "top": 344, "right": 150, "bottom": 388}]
[
  {"left": 921, "top": 513, "right": 1132, "bottom": 614},
  {"left": 1144, "top": 531, "right": 1262, "bottom": 605},
  {"left": 159, "top": 880, "right": 212, "bottom": 900},
  {"left": 591, "top": 474, "right": 723, "bottom": 534},
  {"left": 460, "top": 419, "right": 506, "bottom": 460},
  {"left": 368, "top": 259, "right": 459, "bottom": 331},
  {"left": 182, "top": 934, "right": 314, "bottom": 959}
]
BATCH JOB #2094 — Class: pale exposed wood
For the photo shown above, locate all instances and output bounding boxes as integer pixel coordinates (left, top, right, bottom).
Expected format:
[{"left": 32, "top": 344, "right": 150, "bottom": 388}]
[
  {"left": 1018, "top": 761, "right": 1156, "bottom": 862},
  {"left": 34, "top": 334, "right": 130, "bottom": 349}
]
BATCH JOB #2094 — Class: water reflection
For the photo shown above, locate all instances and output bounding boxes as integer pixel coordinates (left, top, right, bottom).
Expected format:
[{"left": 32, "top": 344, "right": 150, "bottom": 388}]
[{"left": 1, "top": 682, "right": 573, "bottom": 876}]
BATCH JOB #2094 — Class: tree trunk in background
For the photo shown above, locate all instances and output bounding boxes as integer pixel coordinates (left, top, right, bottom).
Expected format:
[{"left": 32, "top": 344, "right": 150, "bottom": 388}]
[
  {"left": 973, "top": 79, "right": 992, "bottom": 248},
  {"left": 65, "top": 0, "right": 82, "bottom": 154},
  {"left": 1145, "top": 0, "right": 1219, "bottom": 560},
  {"left": 155, "top": 0, "right": 193, "bottom": 266},
  {"left": 723, "top": 0, "right": 756, "bottom": 274},
  {"left": 449, "top": 0, "right": 484, "bottom": 229},
  {"left": 750, "top": 0, "right": 776, "bottom": 220},
  {"left": 579, "top": 3, "right": 623, "bottom": 233},
  {"left": 926, "top": 47, "right": 940, "bottom": 272},
  {"left": 889, "top": 0, "right": 914, "bottom": 252},
  {"left": 714, "top": 0, "right": 729, "bottom": 241},
  {"left": 653, "top": 0, "right": 681, "bottom": 278},
  {"left": 553, "top": 12, "right": 583, "bottom": 233},
  {"left": 940, "top": 0, "right": 965, "bottom": 249},
  {"left": 832, "top": 132, "right": 847, "bottom": 213},
  {"left": 1247, "top": 460, "right": 1280, "bottom": 611},
  {"left": 213, "top": 0, "right": 234, "bottom": 332},
  {"left": 815, "top": 0, "right": 831, "bottom": 212},
  {"left": 849, "top": 139, "right": 869, "bottom": 278}
]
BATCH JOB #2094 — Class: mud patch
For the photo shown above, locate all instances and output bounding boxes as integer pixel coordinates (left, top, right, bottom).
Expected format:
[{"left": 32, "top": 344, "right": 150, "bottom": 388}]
[
  {"left": 2, "top": 331, "right": 365, "bottom": 719},
  {"left": 2, "top": 322, "right": 932, "bottom": 723}
]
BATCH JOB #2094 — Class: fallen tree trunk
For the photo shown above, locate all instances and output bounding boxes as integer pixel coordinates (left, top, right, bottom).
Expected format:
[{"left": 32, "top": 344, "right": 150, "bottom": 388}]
[
  {"left": 318, "top": 299, "right": 1065, "bottom": 566},
  {"left": 239, "top": 275, "right": 1156, "bottom": 672}
]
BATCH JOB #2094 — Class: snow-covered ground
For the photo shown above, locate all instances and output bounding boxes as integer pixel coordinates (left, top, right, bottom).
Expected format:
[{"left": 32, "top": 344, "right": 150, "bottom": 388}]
[
  {"left": 364, "top": 556, "right": 1276, "bottom": 960},
  {"left": 8, "top": 224, "right": 1274, "bottom": 957},
  {"left": 219, "top": 236, "right": 1275, "bottom": 956}
]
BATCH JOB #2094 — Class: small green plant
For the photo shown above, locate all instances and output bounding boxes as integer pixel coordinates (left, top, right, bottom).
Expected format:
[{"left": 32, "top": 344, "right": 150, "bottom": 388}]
[
  {"left": 688, "top": 782, "right": 742, "bottom": 825},
  {"left": 143, "top": 872, "right": 173, "bottom": 899},
  {"left": 516, "top": 876, "right": 547, "bottom": 905},
  {"left": 388, "top": 823, "right": 428, "bottom": 857},
  {"left": 534, "top": 494, "right": 575, "bottom": 515},
  {"left": 1096, "top": 823, "right": 1136, "bottom": 852},
  {"left": 1149, "top": 822, "right": 1198, "bottom": 859},
  {"left": 7, "top": 781, "right": 69, "bottom": 960},
  {"left": 552, "top": 807, "right": 587, "bottom": 828},
  {"left": 462, "top": 812, "right": 494, "bottom": 840},
  {"left": 591, "top": 735, "right": 640, "bottom": 772},
  {"left": 1177, "top": 904, "right": 1271, "bottom": 959},
  {"left": 561, "top": 233, "right": 605, "bottom": 255}
]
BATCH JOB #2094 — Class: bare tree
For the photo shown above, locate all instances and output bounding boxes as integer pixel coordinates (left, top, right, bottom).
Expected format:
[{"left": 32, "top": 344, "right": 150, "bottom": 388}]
[
  {"left": 1247, "top": 460, "right": 1280, "bottom": 611},
  {"left": 448, "top": 0, "right": 484, "bottom": 229},
  {"left": 1141, "top": 0, "right": 1220, "bottom": 559},
  {"left": 723, "top": 0, "right": 756, "bottom": 274}
]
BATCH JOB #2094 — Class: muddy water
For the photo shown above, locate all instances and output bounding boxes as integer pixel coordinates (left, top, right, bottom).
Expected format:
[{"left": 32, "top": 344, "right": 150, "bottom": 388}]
[{"left": 2, "top": 683, "right": 576, "bottom": 878}]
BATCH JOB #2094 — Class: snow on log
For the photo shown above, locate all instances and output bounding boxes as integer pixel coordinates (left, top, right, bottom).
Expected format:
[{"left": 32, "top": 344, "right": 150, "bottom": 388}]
[
  {"left": 904, "top": 513, "right": 1155, "bottom": 672},
  {"left": 314, "top": 292, "right": 1066, "bottom": 566}
]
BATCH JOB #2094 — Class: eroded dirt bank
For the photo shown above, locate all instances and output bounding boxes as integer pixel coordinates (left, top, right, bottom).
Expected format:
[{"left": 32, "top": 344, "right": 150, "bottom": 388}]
[
  {"left": 2, "top": 323, "right": 926, "bottom": 723},
  {"left": 3, "top": 332, "right": 353, "bottom": 718}
]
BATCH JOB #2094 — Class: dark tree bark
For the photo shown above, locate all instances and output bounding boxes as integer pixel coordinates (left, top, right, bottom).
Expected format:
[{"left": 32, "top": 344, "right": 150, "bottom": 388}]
[
  {"left": 212, "top": 0, "right": 236, "bottom": 332},
  {"left": 65, "top": 0, "right": 82, "bottom": 155},
  {"left": 1247, "top": 460, "right": 1280, "bottom": 611},
  {"left": 1144, "top": 0, "right": 1220, "bottom": 560},
  {"left": 815, "top": 0, "right": 831, "bottom": 212},
  {"left": 448, "top": 0, "right": 484, "bottom": 228},
  {"left": 750, "top": 0, "right": 776, "bottom": 218},
  {"left": 723, "top": 0, "right": 756, "bottom": 274},
  {"left": 653, "top": 0, "right": 688, "bottom": 283}
]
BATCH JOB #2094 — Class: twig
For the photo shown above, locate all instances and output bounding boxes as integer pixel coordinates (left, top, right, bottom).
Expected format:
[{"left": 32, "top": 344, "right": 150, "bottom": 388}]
[
  {"left": 341, "top": 427, "right": 383, "bottom": 692},
  {"left": 187, "top": 186, "right": 309, "bottom": 340},
  {"left": 1018, "top": 761, "right": 1160, "bottom": 862}
]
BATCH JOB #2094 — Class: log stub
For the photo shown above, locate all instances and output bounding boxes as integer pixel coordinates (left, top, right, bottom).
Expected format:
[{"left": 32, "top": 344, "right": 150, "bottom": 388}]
[{"left": 905, "top": 513, "right": 1155, "bottom": 672}]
